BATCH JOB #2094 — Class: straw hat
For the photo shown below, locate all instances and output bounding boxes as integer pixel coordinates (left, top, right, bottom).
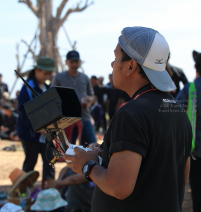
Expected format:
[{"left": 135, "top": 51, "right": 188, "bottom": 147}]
[
  {"left": 31, "top": 188, "right": 67, "bottom": 211},
  {"left": 9, "top": 168, "right": 39, "bottom": 196}
]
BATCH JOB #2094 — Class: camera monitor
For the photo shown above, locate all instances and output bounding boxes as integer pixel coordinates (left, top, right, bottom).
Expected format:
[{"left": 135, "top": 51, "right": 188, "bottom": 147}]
[{"left": 24, "top": 86, "right": 82, "bottom": 133}]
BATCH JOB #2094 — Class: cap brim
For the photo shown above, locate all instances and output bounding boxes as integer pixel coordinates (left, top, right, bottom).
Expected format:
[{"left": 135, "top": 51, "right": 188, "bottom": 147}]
[
  {"left": 67, "top": 57, "right": 80, "bottom": 61},
  {"left": 34, "top": 65, "right": 56, "bottom": 72},
  {"left": 141, "top": 65, "right": 176, "bottom": 92}
]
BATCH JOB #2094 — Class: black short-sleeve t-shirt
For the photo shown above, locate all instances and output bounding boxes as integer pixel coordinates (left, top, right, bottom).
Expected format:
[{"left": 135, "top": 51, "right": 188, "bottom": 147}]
[{"left": 92, "top": 85, "right": 192, "bottom": 212}]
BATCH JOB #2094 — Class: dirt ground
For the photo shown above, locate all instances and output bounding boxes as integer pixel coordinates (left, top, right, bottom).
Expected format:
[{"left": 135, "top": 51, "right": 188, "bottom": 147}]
[
  {"left": 0, "top": 140, "right": 67, "bottom": 191},
  {"left": 0, "top": 137, "right": 104, "bottom": 190},
  {"left": 0, "top": 139, "right": 193, "bottom": 212}
]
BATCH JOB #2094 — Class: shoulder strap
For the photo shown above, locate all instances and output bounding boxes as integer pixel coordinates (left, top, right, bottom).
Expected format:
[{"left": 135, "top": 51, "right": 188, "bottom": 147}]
[
  {"left": 188, "top": 82, "right": 197, "bottom": 152},
  {"left": 26, "top": 79, "right": 35, "bottom": 100}
]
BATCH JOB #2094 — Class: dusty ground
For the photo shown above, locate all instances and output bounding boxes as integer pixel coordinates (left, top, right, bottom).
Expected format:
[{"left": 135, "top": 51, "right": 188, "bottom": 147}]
[
  {"left": 0, "top": 140, "right": 67, "bottom": 191},
  {"left": 0, "top": 137, "right": 104, "bottom": 190},
  {"left": 0, "top": 139, "right": 193, "bottom": 211}
]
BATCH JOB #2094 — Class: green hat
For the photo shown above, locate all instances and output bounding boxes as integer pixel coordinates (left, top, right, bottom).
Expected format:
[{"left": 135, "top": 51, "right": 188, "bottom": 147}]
[{"left": 34, "top": 57, "right": 56, "bottom": 72}]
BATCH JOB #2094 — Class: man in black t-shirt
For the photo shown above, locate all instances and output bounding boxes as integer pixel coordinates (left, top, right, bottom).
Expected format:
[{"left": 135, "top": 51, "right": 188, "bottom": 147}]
[
  {"left": 63, "top": 27, "right": 192, "bottom": 212},
  {"left": 91, "top": 76, "right": 105, "bottom": 107}
]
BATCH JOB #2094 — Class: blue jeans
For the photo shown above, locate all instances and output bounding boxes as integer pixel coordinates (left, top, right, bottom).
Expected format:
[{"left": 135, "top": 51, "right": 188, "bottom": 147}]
[{"left": 72, "top": 121, "right": 96, "bottom": 145}]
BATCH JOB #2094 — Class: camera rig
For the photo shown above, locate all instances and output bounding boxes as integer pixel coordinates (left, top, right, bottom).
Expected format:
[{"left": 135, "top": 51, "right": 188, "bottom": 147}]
[{"left": 15, "top": 70, "right": 82, "bottom": 167}]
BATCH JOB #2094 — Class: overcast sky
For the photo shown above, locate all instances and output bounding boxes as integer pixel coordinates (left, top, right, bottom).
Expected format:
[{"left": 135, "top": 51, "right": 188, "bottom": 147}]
[{"left": 1, "top": 0, "right": 201, "bottom": 97}]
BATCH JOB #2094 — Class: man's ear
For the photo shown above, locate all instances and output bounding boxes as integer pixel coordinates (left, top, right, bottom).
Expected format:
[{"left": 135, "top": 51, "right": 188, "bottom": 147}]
[{"left": 127, "top": 59, "right": 137, "bottom": 75}]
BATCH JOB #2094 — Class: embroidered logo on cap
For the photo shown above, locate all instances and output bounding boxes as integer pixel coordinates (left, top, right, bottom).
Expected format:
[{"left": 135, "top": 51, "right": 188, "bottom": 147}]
[{"left": 155, "top": 59, "right": 166, "bottom": 64}]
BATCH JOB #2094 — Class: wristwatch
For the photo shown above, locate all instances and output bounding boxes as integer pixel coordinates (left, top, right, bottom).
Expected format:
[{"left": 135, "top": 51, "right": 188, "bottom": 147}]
[{"left": 82, "top": 160, "right": 99, "bottom": 182}]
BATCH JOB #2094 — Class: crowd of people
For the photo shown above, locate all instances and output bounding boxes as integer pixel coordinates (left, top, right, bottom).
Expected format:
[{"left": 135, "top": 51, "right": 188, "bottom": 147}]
[
  {"left": 0, "top": 74, "right": 20, "bottom": 142},
  {"left": 1, "top": 26, "right": 201, "bottom": 212}
]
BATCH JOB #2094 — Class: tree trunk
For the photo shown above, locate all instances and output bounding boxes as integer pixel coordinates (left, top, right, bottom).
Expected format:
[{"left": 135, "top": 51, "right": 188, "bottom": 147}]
[
  {"left": 19, "top": 0, "right": 93, "bottom": 72},
  {"left": 38, "top": 0, "right": 60, "bottom": 71}
]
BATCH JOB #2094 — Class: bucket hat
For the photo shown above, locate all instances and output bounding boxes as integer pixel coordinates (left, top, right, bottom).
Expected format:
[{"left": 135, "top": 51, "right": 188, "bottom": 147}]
[
  {"left": 34, "top": 57, "right": 56, "bottom": 72},
  {"left": 31, "top": 188, "right": 67, "bottom": 211},
  {"left": 0, "top": 202, "right": 24, "bottom": 212},
  {"left": 119, "top": 26, "right": 176, "bottom": 92},
  {"left": 9, "top": 168, "right": 39, "bottom": 196}
]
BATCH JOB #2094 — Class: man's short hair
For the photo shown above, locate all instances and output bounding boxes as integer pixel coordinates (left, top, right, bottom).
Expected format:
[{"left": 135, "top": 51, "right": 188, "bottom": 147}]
[
  {"left": 195, "top": 63, "right": 201, "bottom": 75},
  {"left": 120, "top": 47, "right": 148, "bottom": 80},
  {"left": 194, "top": 53, "right": 201, "bottom": 75},
  {"left": 0, "top": 74, "right": 2, "bottom": 77},
  {"left": 91, "top": 76, "right": 97, "bottom": 80}
]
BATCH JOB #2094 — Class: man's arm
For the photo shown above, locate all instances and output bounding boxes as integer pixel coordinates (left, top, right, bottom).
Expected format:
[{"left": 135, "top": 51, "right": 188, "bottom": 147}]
[
  {"left": 176, "top": 83, "right": 189, "bottom": 110},
  {"left": 180, "top": 70, "right": 188, "bottom": 85},
  {"left": 5, "top": 84, "right": 8, "bottom": 92},
  {"left": 57, "top": 174, "right": 88, "bottom": 188},
  {"left": 57, "top": 166, "right": 70, "bottom": 182},
  {"left": 64, "top": 148, "right": 142, "bottom": 200},
  {"left": 86, "top": 95, "right": 96, "bottom": 108},
  {"left": 85, "top": 76, "right": 96, "bottom": 107},
  {"left": 185, "top": 157, "right": 190, "bottom": 185},
  {"left": 90, "top": 150, "right": 142, "bottom": 199}
]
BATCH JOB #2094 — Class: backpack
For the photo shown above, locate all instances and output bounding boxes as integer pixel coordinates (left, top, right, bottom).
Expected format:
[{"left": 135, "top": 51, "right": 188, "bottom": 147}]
[{"left": 188, "top": 82, "right": 197, "bottom": 155}]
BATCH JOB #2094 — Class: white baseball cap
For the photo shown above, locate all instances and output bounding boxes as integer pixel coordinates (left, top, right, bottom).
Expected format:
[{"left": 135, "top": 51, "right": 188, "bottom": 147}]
[{"left": 119, "top": 26, "right": 176, "bottom": 92}]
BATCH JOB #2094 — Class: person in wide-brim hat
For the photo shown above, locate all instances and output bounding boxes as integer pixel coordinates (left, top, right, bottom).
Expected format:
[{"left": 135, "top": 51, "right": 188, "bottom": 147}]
[
  {"left": 17, "top": 56, "right": 56, "bottom": 188},
  {"left": 34, "top": 57, "right": 56, "bottom": 72},
  {"left": 31, "top": 188, "right": 67, "bottom": 212},
  {"left": 9, "top": 168, "right": 39, "bottom": 196},
  {"left": 27, "top": 57, "right": 56, "bottom": 81},
  {"left": 1, "top": 202, "right": 24, "bottom": 212}
]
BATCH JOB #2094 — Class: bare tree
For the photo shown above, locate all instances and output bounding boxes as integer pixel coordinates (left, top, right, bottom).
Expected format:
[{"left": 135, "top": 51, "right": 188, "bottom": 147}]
[{"left": 18, "top": 0, "right": 93, "bottom": 72}]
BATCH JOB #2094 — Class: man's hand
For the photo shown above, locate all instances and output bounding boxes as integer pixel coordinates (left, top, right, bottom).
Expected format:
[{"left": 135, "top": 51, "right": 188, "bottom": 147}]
[
  {"left": 86, "top": 95, "right": 96, "bottom": 108},
  {"left": 55, "top": 180, "right": 62, "bottom": 189},
  {"left": 1, "top": 126, "right": 9, "bottom": 132},
  {"left": 63, "top": 147, "right": 99, "bottom": 175},
  {"left": 91, "top": 143, "right": 103, "bottom": 157}
]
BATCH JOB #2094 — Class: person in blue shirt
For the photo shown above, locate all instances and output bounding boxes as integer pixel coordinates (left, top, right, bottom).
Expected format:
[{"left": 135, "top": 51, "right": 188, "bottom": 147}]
[
  {"left": 176, "top": 50, "right": 201, "bottom": 212},
  {"left": 17, "top": 57, "right": 56, "bottom": 188}
]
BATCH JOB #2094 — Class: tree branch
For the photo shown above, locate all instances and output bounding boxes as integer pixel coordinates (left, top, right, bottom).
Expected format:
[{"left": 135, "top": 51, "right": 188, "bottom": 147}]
[
  {"left": 62, "top": 26, "right": 77, "bottom": 50},
  {"left": 56, "top": 0, "right": 69, "bottom": 19},
  {"left": 16, "top": 43, "right": 21, "bottom": 73},
  {"left": 38, "top": 0, "right": 45, "bottom": 14},
  {"left": 19, "top": 0, "right": 39, "bottom": 17},
  {"left": 59, "top": 0, "right": 94, "bottom": 27},
  {"left": 21, "top": 39, "right": 36, "bottom": 61}
]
